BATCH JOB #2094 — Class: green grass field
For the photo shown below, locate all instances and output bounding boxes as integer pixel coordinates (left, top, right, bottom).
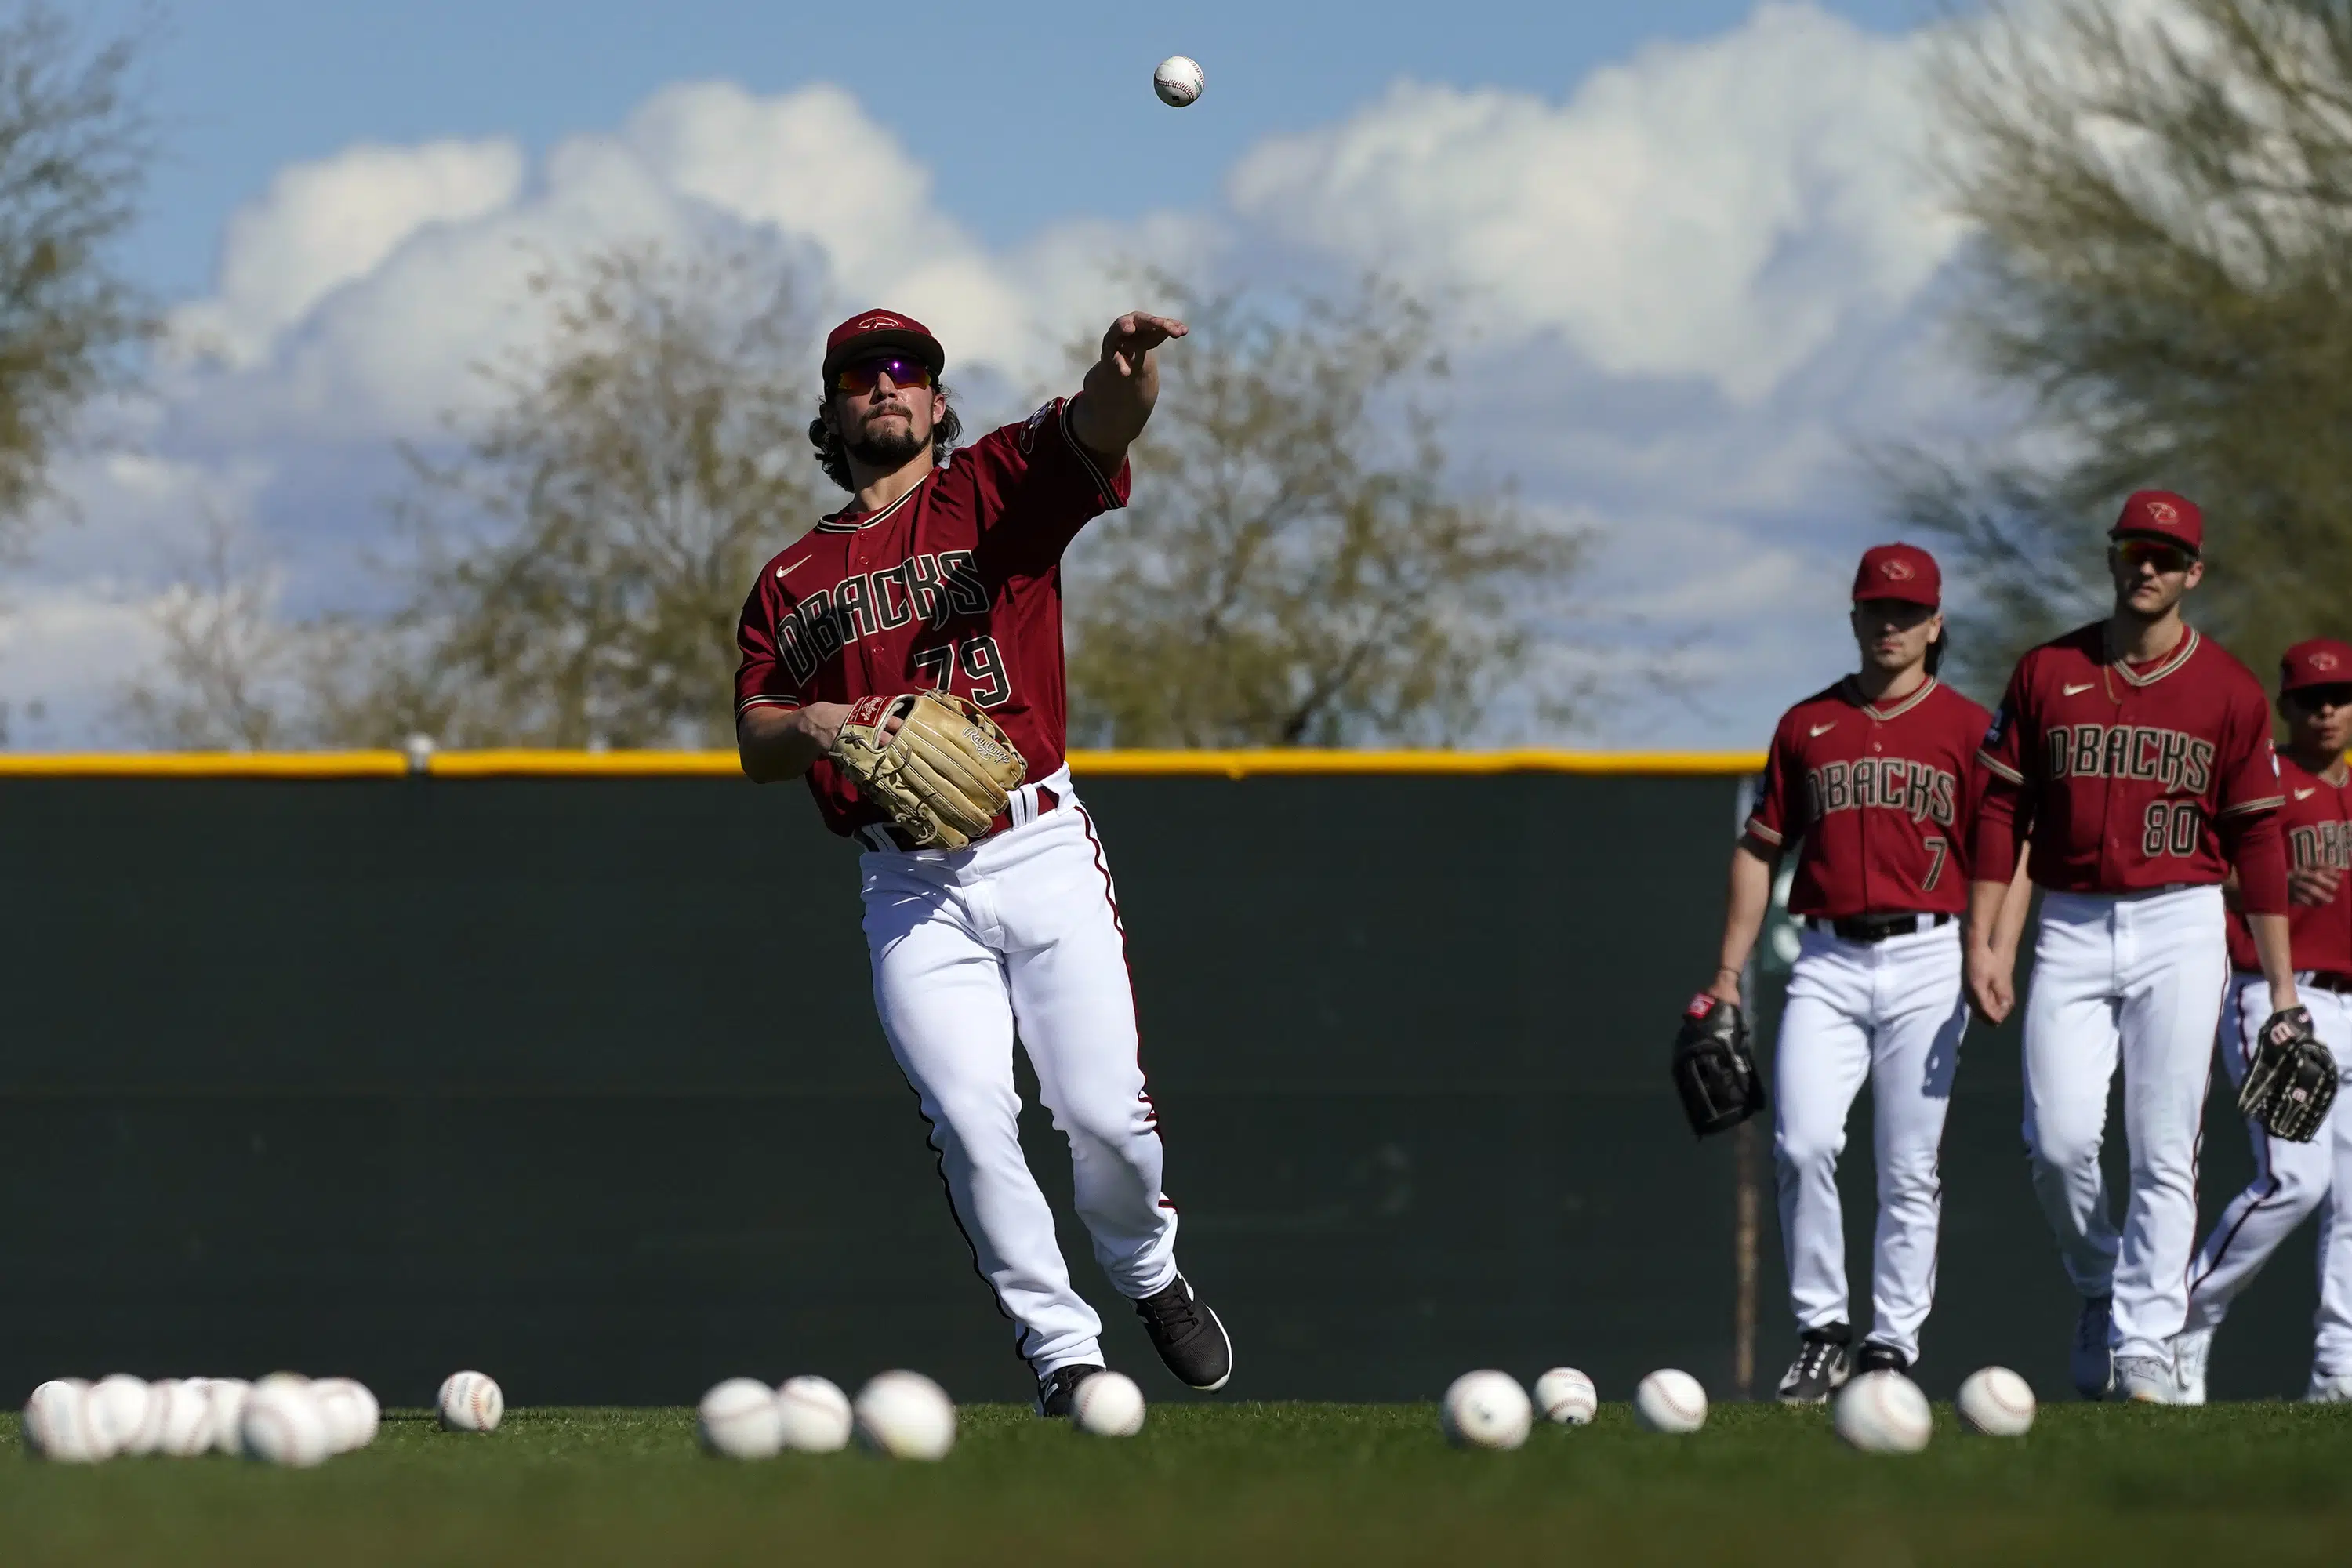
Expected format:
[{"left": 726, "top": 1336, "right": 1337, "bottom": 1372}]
[{"left": 5, "top": 1401, "right": 2350, "bottom": 1566}]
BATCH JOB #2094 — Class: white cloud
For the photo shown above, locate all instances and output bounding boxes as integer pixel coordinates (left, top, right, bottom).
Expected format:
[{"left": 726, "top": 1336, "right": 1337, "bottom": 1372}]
[{"left": 1229, "top": 2, "right": 1964, "bottom": 403}]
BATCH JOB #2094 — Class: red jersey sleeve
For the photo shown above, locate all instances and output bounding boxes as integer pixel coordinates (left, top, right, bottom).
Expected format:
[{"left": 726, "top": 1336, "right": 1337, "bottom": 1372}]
[
  {"left": 732, "top": 573, "right": 807, "bottom": 717},
  {"left": 2216, "top": 678, "right": 2289, "bottom": 913},
  {"left": 1971, "top": 660, "right": 2034, "bottom": 884},
  {"left": 957, "top": 396, "right": 1131, "bottom": 572},
  {"left": 1744, "top": 713, "right": 1802, "bottom": 851}
]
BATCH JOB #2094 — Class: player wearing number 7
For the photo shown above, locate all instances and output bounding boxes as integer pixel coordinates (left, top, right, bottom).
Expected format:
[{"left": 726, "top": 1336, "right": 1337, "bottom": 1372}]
[
  {"left": 732, "top": 307, "right": 1234, "bottom": 1416},
  {"left": 1966, "top": 491, "right": 2296, "bottom": 1403}
]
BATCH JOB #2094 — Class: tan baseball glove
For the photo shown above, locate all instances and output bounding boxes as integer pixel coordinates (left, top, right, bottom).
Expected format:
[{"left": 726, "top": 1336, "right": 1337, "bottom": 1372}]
[{"left": 829, "top": 691, "right": 1028, "bottom": 850}]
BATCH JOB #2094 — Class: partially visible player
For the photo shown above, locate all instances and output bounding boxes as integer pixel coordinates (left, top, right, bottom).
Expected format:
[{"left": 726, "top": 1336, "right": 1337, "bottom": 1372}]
[
  {"left": 1707, "top": 545, "right": 2027, "bottom": 1402},
  {"left": 1966, "top": 491, "right": 2296, "bottom": 1403},
  {"left": 2172, "top": 638, "right": 2352, "bottom": 1403}
]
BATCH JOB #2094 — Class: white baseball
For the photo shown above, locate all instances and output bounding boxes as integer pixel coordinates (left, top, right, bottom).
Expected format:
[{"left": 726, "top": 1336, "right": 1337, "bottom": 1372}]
[
  {"left": 775, "top": 1376, "right": 852, "bottom": 1453},
  {"left": 698, "top": 1378, "right": 785, "bottom": 1459},
  {"left": 1834, "top": 1370, "right": 1933, "bottom": 1454},
  {"left": 1956, "top": 1366, "right": 2037, "bottom": 1437},
  {"left": 310, "top": 1378, "right": 379, "bottom": 1453},
  {"left": 1070, "top": 1370, "right": 1146, "bottom": 1438},
  {"left": 86, "top": 1374, "right": 154, "bottom": 1456},
  {"left": 152, "top": 1378, "right": 218, "bottom": 1457},
  {"left": 1532, "top": 1367, "right": 1598, "bottom": 1425},
  {"left": 1633, "top": 1369, "right": 1708, "bottom": 1434},
  {"left": 206, "top": 1379, "right": 253, "bottom": 1456},
  {"left": 24, "top": 1378, "right": 107, "bottom": 1462},
  {"left": 853, "top": 1370, "right": 956, "bottom": 1461},
  {"left": 241, "top": 1374, "right": 331, "bottom": 1467},
  {"left": 1440, "top": 1370, "right": 1533, "bottom": 1450},
  {"left": 438, "top": 1370, "right": 504, "bottom": 1432},
  {"left": 1153, "top": 55, "right": 1205, "bottom": 107}
]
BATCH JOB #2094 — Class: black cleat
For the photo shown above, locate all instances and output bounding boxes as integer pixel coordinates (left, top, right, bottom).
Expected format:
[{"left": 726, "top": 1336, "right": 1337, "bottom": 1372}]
[
  {"left": 1036, "top": 1363, "right": 1105, "bottom": 1418},
  {"left": 2072, "top": 1294, "right": 2114, "bottom": 1401},
  {"left": 1777, "top": 1324, "right": 1853, "bottom": 1406},
  {"left": 1853, "top": 1343, "right": 1908, "bottom": 1377},
  {"left": 1133, "top": 1275, "right": 1232, "bottom": 1391}
]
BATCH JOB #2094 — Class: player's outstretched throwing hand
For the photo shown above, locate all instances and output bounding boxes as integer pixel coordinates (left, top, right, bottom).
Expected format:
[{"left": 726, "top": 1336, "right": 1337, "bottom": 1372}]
[{"left": 1098, "top": 312, "right": 1188, "bottom": 379}]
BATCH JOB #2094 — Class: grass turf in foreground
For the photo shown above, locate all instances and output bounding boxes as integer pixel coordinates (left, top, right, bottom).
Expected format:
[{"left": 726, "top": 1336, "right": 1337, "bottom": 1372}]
[{"left": 4, "top": 1400, "right": 2350, "bottom": 1567}]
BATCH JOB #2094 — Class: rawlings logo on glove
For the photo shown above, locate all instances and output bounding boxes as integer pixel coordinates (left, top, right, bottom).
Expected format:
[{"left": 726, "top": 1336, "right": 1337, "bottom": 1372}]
[
  {"left": 829, "top": 691, "right": 1028, "bottom": 851},
  {"left": 2238, "top": 1005, "right": 2339, "bottom": 1144}
]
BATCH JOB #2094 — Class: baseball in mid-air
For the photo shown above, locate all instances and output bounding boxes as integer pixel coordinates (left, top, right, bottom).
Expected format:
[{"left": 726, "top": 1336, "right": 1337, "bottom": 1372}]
[
  {"left": 1833, "top": 1370, "right": 1933, "bottom": 1454},
  {"left": 1071, "top": 1370, "right": 1147, "bottom": 1438},
  {"left": 1154, "top": 56, "right": 1205, "bottom": 107},
  {"left": 1955, "top": 1366, "right": 2037, "bottom": 1437},
  {"left": 1440, "top": 1370, "right": 1533, "bottom": 1450},
  {"left": 1532, "top": 1367, "right": 1598, "bottom": 1425},
  {"left": 1632, "top": 1369, "right": 1708, "bottom": 1433}
]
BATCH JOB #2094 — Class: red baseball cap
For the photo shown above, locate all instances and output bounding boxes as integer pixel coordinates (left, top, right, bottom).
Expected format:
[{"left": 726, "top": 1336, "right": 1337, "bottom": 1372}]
[
  {"left": 2281, "top": 637, "right": 2352, "bottom": 694},
  {"left": 1852, "top": 543, "right": 1941, "bottom": 607},
  {"left": 822, "top": 309, "right": 946, "bottom": 387},
  {"left": 2110, "top": 489, "right": 2203, "bottom": 554}
]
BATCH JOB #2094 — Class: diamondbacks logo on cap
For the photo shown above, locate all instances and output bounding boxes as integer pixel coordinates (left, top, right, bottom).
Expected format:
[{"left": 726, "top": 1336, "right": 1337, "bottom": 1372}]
[
  {"left": 1880, "top": 559, "right": 1915, "bottom": 582},
  {"left": 854, "top": 314, "right": 904, "bottom": 331},
  {"left": 2314, "top": 651, "right": 2343, "bottom": 672},
  {"left": 2146, "top": 499, "right": 2180, "bottom": 524}
]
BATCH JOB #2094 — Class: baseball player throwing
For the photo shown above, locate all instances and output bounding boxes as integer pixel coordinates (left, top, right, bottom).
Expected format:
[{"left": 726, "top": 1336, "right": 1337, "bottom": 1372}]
[
  {"left": 732, "top": 308, "right": 1232, "bottom": 1416},
  {"left": 1709, "top": 544, "right": 2023, "bottom": 1401},
  {"left": 2172, "top": 637, "right": 2352, "bottom": 1404},
  {"left": 1967, "top": 491, "right": 2295, "bottom": 1403}
]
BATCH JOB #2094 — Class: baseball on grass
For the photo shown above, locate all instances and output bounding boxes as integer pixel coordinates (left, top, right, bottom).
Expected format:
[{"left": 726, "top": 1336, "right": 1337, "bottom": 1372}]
[
  {"left": 206, "top": 1379, "right": 253, "bottom": 1456},
  {"left": 241, "top": 1375, "right": 331, "bottom": 1467},
  {"left": 1633, "top": 1369, "right": 1708, "bottom": 1433},
  {"left": 24, "top": 1378, "right": 107, "bottom": 1463},
  {"left": 1153, "top": 56, "right": 1204, "bottom": 107},
  {"left": 1071, "top": 1370, "right": 1147, "bottom": 1438},
  {"left": 775, "top": 1375, "right": 853, "bottom": 1453},
  {"left": 439, "top": 1370, "right": 504, "bottom": 1432},
  {"left": 698, "top": 1378, "right": 785, "bottom": 1459},
  {"left": 310, "top": 1378, "right": 380, "bottom": 1453},
  {"left": 1532, "top": 1367, "right": 1598, "bottom": 1425},
  {"left": 854, "top": 1370, "right": 956, "bottom": 1461},
  {"left": 1440, "top": 1370, "right": 1533, "bottom": 1450},
  {"left": 1956, "top": 1366, "right": 2036, "bottom": 1437},
  {"left": 86, "top": 1374, "right": 155, "bottom": 1457},
  {"left": 153, "top": 1378, "right": 220, "bottom": 1457},
  {"left": 1834, "top": 1370, "right": 1933, "bottom": 1454}
]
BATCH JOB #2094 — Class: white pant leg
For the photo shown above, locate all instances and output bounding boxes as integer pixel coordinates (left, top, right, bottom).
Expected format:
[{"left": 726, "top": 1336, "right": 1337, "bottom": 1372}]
[
  {"left": 2110, "top": 886, "right": 2230, "bottom": 1360},
  {"left": 2183, "top": 977, "right": 2334, "bottom": 1330},
  {"left": 2302, "top": 992, "right": 2352, "bottom": 1377},
  {"left": 864, "top": 855, "right": 1104, "bottom": 1377},
  {"left": 997, "top": 801, "right": 1180, "bottom": 1300},
  {"left": 1864, "top": 925, "right": 1965, "bottom": 1364},
  {"left": 1773, "top": 932, "right": 1875, "bottom": 1338},
  {"left": 2023, "top": 895, "right": 2126, "bottom": 1300}
]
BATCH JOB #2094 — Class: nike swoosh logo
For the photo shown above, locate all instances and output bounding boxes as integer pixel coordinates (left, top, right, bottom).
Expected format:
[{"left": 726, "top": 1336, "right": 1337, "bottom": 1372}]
[
  {"left": 1809, "top": 723, "right": 1837, "bottom": 738},
  {"left": 775, "top": 557, "right": 812, "bottom": 579},
  {"left": 2296, "top": 787, "right": 2318, "bottom": 800},
  {"left": 2063, "top": 681, "right": 2097, "bottom": 696}
]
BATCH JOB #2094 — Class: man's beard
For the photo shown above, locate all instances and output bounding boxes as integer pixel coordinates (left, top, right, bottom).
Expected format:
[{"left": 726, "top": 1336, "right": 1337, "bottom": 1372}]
[{"left": 846, "top": 418, "right": 927, "bottom": 470}]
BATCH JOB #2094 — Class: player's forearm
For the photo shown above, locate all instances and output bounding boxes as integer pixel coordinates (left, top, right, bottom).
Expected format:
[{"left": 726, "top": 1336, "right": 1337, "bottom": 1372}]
[
  {"left": 1963, "top": 877, "right": 2012, "bottom": 956},
  {"left": 1987, "top": 846, "right": 2034, "bottom": 960},
  {"left": 737, "top": 706, "right": 833, "bottom": 783},
  {"left": 1711, "top": 840, "right": 1775, "bottom": 993},
  {"left": 2248, "top": 913, "right": 2300, "bottom": 1010},
  {"left": 1072, "top": 355, "right": 1159, "bottom": 457}
]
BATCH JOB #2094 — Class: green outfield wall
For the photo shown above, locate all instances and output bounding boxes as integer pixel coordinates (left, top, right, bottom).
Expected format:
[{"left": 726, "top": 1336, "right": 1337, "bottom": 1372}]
[{"left": 0, "top": 764, "right": 2318, "bottom": 1408}]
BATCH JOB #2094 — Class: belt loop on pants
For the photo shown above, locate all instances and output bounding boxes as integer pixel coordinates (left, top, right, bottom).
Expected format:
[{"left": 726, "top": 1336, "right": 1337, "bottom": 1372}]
[
  {"left": 1802, "top": 911, "right": 1954, "bottom": 944},
  {"left": 856, "top": 780, "right": 1062, "bottom": 854}
]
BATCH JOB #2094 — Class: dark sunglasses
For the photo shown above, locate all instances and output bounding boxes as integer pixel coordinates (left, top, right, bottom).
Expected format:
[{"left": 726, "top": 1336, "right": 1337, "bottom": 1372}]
[
  {"left": 833, "top": 355, "right": 935, "bottom": 395},
  {"left": 2113, "top": 538, "right": 2194, "bottom": 574},
  {"left": 2285, "top": 685, "right": 2352, "bottom": 713}
]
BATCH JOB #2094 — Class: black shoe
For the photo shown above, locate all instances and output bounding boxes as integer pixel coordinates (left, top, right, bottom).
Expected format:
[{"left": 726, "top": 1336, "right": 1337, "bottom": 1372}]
[
  {"left": 2072, "top": 1294, "right": 2114, "bottom": 1400},
  {"left": 1036, "top": 1363, "right": 1104, "bottom": 1418},
  {"left": 1777, "top": 1324, "right": 1853, "bottom": 1406},
  {"left": 1853, "top": 1343, "right": 1908, "bottom": 1377},
  {"left": 1132, "top": 1275, "right": 1232, "bottom": 1391}
]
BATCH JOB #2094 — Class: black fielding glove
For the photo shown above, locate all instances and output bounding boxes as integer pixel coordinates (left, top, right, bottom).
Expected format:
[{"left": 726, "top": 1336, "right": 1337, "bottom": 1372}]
[
  {"left": 1671, "top": 993, "right": 1767, "bottom": 1138},
  {"left": 2238, "top": 1005, "right": 2338, "bottom": 1144}
]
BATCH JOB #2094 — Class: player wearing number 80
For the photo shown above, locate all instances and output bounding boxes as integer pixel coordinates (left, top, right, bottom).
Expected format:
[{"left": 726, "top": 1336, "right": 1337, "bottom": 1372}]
[
  {"left": 1966, "top": 491, "right": 2296, "bottom": 1404},
  {"left": 734, "top": 308, "right": 1235, "bottom": 1414},
  {"left": 1711, "top": 544, "right": 2016, "bottom": 1402}
]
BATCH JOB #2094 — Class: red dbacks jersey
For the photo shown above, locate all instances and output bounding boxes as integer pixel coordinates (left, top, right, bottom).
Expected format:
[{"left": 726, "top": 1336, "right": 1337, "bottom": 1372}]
[
  {"left": 2226, "top": 754, "right": 2352, "bottom": 978},
  {"left": 733, "top": 397, "right": 1127, "bottom": 836},
  {"left": 1973, "top": 624, "right": 2285, "bottom": 900},
  {"left": 1744, "top": 677, "right": 1991, "bottom": 918}
]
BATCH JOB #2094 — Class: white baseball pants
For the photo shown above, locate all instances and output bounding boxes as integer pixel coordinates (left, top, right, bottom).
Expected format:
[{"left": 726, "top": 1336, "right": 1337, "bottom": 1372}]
[
  {"left": 2186, "top": 977, "right": 2352, "bottom": 1377},
  {"left": 861, "top": 770, "right": 1180, "bottom": 1378},
  {"left": 2022, "top": 884, "right": 2230, "bottom": 1362},
  {"left": 1773, "top": 920, "right": 1966, "bottom": 1365}
]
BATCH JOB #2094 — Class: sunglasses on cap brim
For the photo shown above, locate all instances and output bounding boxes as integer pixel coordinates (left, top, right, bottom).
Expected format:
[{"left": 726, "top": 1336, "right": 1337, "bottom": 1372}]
[
  {"left": 833, "top": 355, "right": 935, "bottom": 395},
  {"left": 2111, "top": 537, "right": 2197, "bottom": 572}
]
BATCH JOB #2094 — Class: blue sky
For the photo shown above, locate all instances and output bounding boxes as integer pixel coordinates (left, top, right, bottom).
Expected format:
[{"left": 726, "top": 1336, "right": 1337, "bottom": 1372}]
[{"left": 9, "top": 0, "right": 1991, "bottom": 748}]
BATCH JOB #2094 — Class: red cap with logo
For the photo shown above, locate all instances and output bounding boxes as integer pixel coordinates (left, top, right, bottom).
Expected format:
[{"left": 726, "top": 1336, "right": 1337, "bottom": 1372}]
[
  {"left": 1851, "top": 543, "right": 1941, "bottom": 608},
  {"left": 2281, "top": 637, "right": 2352, "bottom": 694},
  {"left": 2110, "top": 489, "right": 2204, "bottom": 554},
  {"left": 822, "top": 309, "right": 946, "bottom": 387}
]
